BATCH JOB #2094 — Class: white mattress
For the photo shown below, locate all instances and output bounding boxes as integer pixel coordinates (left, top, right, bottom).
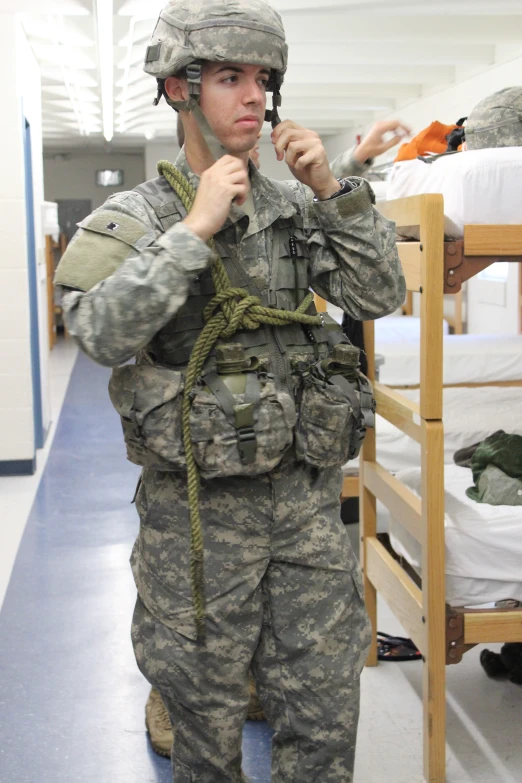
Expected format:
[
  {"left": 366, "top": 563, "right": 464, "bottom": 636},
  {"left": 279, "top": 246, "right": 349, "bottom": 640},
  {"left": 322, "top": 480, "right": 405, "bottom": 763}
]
[
  {"left": 377, "top": 333, "right": 522, "bottom": 387},
  {"left": 374, "top": 314, "right": 449, "bottom": 341},
  {"left": 326, "top": 306, "right": 449, "bottom": 341},
  {"left": 387, "top": 464, "right": 522, "bottom": 607},
  {"left": 386, "top": 146, "right": 522, "bottom": 239},
  {"left": 377, "top": 386, "right": 522, "bottom": 473}
]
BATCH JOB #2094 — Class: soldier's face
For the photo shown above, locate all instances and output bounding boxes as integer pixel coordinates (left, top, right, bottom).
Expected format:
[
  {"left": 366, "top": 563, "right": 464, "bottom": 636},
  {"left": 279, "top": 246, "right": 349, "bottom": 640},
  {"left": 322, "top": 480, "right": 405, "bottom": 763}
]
[{"left": 200, "top": 62, "right": 268, "bottom": 154}]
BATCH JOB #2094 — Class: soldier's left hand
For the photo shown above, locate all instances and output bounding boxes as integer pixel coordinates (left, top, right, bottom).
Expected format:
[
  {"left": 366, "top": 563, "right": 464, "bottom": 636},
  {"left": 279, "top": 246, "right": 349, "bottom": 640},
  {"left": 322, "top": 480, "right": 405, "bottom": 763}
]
[{"left": 271, "top": 120, "right": 340, "bottom": 200}]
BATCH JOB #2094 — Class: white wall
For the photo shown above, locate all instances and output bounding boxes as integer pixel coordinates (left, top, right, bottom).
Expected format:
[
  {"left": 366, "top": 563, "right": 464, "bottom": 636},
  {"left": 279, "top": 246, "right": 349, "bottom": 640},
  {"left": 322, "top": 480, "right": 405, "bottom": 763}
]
[
  {"left": 0, "top": 16, "right": 39, "bottom": 468},
  {"left": 467, "top": 266, "right": 519, "bottom": 335},
  {"left": 44, "top": 150, "right": 145, "bottom": 211},
  {"left": 145, "top": 137, "right": 295, "bottom": 182},
  {"left": 145, "top": 141, "right": 180, "bottom": 181},
  {"left": 324, "top": 55, "right": 522, "bottom": 335},
  {"left": 257, "top": 140, "right": 296, "bottom": 181},
  {"left": 324, "top": 130, "right": 360, "bottom": 165},
  {"left": 17, "top": 19, "right": 51, "bottom": 445}
]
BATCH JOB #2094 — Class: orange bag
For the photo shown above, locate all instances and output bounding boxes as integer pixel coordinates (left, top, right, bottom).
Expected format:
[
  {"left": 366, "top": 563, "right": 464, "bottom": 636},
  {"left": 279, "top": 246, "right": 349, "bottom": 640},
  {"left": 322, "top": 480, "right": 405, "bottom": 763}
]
[{"left": 394, "top": 121, "right": 462, "bottom": 162}]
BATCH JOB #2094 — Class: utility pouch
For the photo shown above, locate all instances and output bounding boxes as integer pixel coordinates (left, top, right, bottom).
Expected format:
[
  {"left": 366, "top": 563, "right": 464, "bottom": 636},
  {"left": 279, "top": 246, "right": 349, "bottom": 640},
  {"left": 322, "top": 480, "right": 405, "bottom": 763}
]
[
  {"left": 109, "top": 363, "right": 298, "bottom": 478},
  {"left": 108, "top": 364, "right": 186, "bottom": 471},
  {"left": 295, "top": 366, "right": 375, "bottom": 469},
  {"left": 189, "top": 375, "right": 296, "bottom": 479}
]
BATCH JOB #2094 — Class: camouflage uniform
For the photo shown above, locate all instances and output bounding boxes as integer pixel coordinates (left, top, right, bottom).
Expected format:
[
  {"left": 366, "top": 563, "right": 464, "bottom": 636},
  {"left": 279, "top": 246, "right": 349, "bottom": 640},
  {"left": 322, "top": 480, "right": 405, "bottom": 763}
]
[
  {"left": 54, "top": 0, "right": 405, "bottom": 778},
  {"left": 56, "top": 147, "right": 403, "bottom": 782}
]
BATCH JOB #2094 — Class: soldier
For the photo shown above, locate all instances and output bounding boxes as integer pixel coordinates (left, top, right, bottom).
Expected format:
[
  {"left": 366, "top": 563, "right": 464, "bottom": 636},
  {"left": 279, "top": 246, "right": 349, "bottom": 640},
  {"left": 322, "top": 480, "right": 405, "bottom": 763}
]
[
  {"left": 54, "top": 1, "right": 405, "bottom": 781},
  {"left": 144, "top": 114, "right": 410, "bottom": 758}
]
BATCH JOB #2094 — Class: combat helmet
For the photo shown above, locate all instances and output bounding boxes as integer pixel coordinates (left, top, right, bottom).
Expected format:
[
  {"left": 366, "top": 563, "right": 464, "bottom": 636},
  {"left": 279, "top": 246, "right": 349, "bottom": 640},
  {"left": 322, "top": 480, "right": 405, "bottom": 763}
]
[
  {"left": 143, "top": 0, "right": 288, "bottom": 145},
  {"left": 466, "top": 87, "right": 522, "bottom": 150}
]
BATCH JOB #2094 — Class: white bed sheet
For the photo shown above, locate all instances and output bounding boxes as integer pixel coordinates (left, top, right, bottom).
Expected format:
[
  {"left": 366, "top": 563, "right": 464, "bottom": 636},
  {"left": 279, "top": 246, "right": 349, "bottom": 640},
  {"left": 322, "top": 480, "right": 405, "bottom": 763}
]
[
  {"left": 375, "top": 314, "right": 449, "bottom": 341},
  {"left": 387, "top": 464, "right": 522, "bottom": 607},
  {"left": 377, "top": 333, "right": 522, "bottom": 387},
  {"left": 376, "top": 386, "right": 522, "bottom": 473},
  {"left": 386, "top": 146, "right": 522, "bottom": 239},
  {"left": 326, "top": 306, "right": 449, "bottom": 340}
]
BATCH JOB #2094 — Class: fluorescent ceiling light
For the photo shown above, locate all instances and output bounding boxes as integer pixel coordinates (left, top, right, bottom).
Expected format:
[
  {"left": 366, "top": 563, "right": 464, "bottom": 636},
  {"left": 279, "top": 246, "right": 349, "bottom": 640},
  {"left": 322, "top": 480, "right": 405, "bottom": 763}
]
[
  {"left": 22, "top": 16, "right": 93, "bottom": 47},
  {"left": 48, "top": 100, "right": 101, "bottom": 115},
  {"left": 49, "top": 15, "right": 88, "bottom": 136},
  {"left": 32, "top": 44, "right": 96, "bottom": 70},
  {"left": 118, "top": 0, "right": 163, "bottom": 17},
  {"left": 95, "top": 0, "right": 114, "bottom": 142},
  {"left": 40, "top": 67, "right": 99, "bottom": 88},
  {"left": 118, "top": 15, "right": 137, "bottom": 133}
]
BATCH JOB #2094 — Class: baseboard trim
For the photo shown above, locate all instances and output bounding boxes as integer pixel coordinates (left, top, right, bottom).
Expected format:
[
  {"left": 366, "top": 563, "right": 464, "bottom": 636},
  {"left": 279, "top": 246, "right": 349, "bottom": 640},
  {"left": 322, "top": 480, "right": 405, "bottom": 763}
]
[{"left": 0, "top": 458, "right": 36, "bottom": 476}]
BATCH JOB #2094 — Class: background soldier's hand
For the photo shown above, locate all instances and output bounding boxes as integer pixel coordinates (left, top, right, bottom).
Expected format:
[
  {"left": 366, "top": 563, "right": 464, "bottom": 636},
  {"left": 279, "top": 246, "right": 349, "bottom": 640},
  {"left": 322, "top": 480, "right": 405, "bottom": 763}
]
[
  {"left": 183, "top": 155, "right": 249, "bottom": 242},
  {"left": 271, "top": 120, "right": 341, "bottom": 200},
  {"left": 352, "top": 119, "right": 411, "bottom": 163}
]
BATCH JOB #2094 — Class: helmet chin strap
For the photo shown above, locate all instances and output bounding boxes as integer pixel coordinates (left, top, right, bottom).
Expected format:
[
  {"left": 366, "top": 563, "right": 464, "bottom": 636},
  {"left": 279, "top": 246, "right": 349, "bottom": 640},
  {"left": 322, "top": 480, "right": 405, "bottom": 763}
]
[{"left": 264, "top": 85, "right": 282, "bottom": 129}]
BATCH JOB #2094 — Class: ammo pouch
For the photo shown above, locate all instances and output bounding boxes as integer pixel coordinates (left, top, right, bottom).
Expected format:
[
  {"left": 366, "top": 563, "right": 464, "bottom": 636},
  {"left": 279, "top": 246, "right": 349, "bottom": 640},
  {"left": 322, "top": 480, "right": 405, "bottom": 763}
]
[
  {"left": 295, "top": 366, "right": 375, "bottom": 469},
  {"left": 109, "top": 364, "right": 186, "bottom": 471},
  {"left": 189, "top": 373, "right": 296, "bottom": 479},
  {"left": 108, "top": 364, "right": 296, "bottom": 478}
]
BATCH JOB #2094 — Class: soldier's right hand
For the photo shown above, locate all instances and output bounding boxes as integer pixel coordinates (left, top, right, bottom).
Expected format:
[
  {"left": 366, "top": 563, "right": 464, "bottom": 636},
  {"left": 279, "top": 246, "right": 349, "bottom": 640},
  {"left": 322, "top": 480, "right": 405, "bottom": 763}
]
[{"left": 183, "top": 156, "right": 249, "bottom": 243}]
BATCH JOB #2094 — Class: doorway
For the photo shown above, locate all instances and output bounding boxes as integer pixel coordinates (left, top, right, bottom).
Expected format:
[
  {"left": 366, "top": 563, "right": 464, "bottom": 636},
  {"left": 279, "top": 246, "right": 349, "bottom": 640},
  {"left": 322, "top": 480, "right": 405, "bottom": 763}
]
[
  {"left": 57, "top": 200, "right": 92, "bottom": 243},
  {"left": 23, "top": 118, "right": 44, "bottom": 452}
]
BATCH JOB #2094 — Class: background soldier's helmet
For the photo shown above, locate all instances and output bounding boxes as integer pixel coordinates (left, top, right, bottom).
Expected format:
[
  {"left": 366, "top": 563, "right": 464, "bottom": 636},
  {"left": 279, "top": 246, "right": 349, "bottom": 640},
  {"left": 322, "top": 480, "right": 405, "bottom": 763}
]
[
  {"left": 143, "top": 0, "right": 288, "bottom": 121},
  {"left": 466, "top": 87, "right": 522, "bottom": 150}
]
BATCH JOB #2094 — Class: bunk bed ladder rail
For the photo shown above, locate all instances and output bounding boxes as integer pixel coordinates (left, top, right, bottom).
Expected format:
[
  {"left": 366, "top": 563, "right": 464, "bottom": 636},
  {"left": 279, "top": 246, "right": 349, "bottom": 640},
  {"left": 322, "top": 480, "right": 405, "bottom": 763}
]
[{"left": 361, "top": 193, "right": 447, "bottom": 783}]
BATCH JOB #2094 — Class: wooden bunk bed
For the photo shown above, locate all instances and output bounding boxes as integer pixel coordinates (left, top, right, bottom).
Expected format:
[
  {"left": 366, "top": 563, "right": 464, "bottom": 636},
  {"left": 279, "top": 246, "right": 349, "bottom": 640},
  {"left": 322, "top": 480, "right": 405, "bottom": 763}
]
[{"left": 360, "top": 192, "right": 522, "bottom": 783}]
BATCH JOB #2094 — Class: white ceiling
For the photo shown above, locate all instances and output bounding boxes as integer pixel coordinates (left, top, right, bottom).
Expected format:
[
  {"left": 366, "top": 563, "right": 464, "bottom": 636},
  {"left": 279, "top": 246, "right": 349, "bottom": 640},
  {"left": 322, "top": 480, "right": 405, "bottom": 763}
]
[{"left": 19, "top": 0, "right": 522, "bottom": 150}]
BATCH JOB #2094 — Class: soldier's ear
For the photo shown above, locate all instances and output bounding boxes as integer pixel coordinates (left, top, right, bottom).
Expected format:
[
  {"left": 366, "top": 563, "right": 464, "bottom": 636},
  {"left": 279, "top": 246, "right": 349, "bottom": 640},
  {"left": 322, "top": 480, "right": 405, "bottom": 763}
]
[{"left": 165, "top": 76, "right": 188, "bottom": 103}]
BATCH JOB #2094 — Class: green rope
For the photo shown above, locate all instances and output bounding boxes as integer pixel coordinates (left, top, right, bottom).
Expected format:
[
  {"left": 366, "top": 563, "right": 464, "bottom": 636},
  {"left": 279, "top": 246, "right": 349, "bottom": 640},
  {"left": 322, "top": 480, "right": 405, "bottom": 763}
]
[{"left": 157, "top": 160, "right": 322, "bottom": 641}]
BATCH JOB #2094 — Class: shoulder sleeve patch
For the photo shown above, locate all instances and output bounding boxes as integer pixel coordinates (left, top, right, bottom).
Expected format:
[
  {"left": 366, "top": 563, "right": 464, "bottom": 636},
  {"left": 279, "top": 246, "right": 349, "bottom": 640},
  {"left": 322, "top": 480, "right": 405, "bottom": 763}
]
[
  {"left": 79, "top": 209, "right": 156, "bottom": 249},
  {"left": 54, "top": 210, "right": 157, "bottom": 292}
]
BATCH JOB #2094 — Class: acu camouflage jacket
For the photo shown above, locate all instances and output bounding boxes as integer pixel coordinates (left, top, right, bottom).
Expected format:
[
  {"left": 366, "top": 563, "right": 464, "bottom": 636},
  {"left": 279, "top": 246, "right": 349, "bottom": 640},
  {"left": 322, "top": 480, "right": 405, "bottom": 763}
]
[{"left": 55, "top": 148, "right": 405, "bottom": 376}]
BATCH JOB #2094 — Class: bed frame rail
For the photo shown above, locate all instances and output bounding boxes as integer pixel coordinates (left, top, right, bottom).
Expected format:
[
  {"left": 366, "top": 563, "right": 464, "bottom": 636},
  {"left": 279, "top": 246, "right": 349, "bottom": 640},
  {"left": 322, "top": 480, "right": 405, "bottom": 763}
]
[
  {"left": 373, "top": 382, "right": 421, "bottom": 442},
  {"left": 366, "top": 535, "right": 425, "bottom": 651}
]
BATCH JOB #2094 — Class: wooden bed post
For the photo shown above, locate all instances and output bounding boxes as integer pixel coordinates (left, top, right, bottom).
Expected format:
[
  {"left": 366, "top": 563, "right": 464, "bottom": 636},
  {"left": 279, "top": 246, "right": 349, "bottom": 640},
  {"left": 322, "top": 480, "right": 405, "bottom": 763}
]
[
  {"left": 453, "top": 289, "right": 463, "bottom": 334},
  {"left": 419, "top": 195, "right": 446, "bottom": 783},
  {"left": 519, "top": 262, "right": 522, "bottom": 334},
  {"left": 402, "top": 289, "right": 413, "bottom": 316},
  {"left": 314, "top": 293, "right": 327, "bottom": 312},
  {"left": 360, "top": 319, "right": 377, "bottom": 666}
]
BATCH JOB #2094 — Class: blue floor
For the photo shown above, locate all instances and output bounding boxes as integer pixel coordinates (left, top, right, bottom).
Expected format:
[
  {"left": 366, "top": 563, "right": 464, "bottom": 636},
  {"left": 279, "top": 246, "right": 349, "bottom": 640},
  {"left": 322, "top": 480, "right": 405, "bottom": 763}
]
[{"left": 0, "top": 352, "right": 272, "bottom": 783}]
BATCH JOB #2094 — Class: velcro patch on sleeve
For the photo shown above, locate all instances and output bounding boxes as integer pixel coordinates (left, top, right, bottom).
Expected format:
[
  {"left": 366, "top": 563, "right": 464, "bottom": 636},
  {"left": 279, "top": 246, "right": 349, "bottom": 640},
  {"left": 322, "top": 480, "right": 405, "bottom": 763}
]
[
  {"left": 54, "top": 210, "right": 156, "bottom": 292},
  {"left": 79, "top": 209, "right": 155, "bottom": 248}
]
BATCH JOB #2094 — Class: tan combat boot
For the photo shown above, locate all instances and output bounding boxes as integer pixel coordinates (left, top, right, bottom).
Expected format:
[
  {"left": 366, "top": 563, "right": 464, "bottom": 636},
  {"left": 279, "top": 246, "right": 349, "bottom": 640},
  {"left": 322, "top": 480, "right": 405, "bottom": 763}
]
[
  {"left": 145, "top": 687, "right": 174, "bottom": 758},
  {"left": 146, "top": 675, "right": 265, "bottom": 759}
]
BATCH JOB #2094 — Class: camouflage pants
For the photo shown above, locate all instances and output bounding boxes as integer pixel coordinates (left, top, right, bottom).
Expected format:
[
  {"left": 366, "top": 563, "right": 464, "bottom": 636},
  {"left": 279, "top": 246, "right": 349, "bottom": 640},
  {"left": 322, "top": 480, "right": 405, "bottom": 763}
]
[{"left": 130, "top": 455, "right": 371, "bottom": 782}]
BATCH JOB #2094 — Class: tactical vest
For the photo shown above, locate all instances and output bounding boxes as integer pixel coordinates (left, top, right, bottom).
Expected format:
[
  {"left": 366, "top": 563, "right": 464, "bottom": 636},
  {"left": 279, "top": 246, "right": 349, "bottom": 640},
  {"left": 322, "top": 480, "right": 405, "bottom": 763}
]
[
  {"left": 107, "top": 175, "right": 374, "bottom": 477},
  {"left": 132, "top": 175, "right": 333, "bottom": 373}
]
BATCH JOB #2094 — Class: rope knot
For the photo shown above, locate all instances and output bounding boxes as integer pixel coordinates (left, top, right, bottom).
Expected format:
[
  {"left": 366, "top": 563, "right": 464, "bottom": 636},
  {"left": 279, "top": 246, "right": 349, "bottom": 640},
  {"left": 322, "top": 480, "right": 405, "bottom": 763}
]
[{"left": 203, "top": 287, "right": 264, "bottom": 336}]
